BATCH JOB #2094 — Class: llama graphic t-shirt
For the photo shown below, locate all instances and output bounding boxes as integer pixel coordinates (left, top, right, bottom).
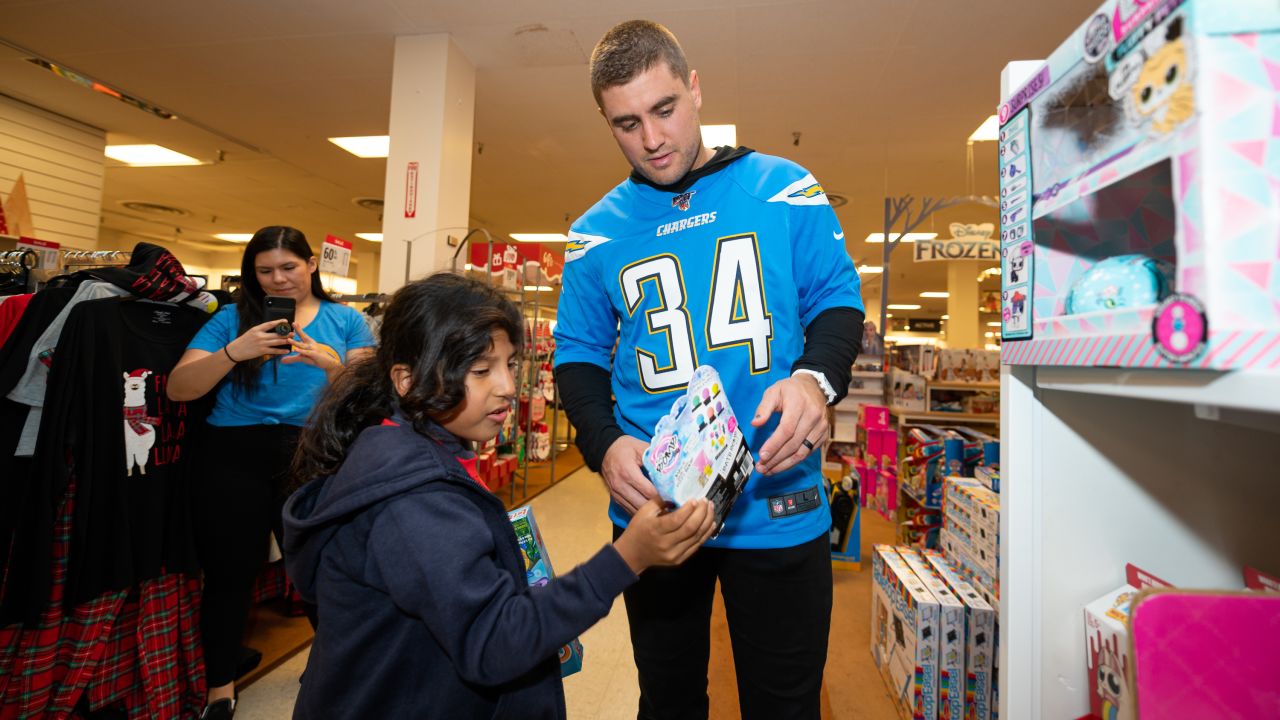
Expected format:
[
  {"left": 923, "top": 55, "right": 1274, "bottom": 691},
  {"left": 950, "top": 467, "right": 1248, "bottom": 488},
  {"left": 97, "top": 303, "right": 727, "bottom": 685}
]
[{"left": 24, "top": 296, "right": 210, "bottom": 606}]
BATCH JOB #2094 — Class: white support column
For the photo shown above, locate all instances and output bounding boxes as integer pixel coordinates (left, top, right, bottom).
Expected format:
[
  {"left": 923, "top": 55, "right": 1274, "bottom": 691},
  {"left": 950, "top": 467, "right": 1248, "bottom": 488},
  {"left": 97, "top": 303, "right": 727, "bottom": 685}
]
[{"left": 379, "top": 34, "right": 476, "bottom": 294}]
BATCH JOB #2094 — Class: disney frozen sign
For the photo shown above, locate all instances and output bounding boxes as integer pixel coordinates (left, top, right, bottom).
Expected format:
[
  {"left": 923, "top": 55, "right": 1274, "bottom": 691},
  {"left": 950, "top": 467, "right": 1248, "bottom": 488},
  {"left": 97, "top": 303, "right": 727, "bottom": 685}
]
[{"left": 913, "top": 223, "right": 999, "bottom": 262}]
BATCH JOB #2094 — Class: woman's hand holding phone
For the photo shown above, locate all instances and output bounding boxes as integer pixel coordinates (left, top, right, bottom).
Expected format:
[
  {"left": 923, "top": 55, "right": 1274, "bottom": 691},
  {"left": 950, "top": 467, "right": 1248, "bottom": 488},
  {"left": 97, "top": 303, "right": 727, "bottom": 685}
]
[{"left": 225, "top": 319, "right": 296, "bottom": 362}]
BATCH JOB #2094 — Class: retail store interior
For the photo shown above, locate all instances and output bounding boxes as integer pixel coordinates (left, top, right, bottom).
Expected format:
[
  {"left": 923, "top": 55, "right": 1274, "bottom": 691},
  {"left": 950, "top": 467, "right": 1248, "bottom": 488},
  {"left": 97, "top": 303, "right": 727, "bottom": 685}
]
[{"left": 2, "top": 1, "right": 1279, "bottom": 719}]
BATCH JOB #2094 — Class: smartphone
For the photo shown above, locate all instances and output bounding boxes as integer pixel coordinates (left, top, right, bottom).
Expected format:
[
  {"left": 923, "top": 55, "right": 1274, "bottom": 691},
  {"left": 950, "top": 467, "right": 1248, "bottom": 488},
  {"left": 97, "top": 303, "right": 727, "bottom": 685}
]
[{"left": 263, "top": 295, "right": 296, "bottom": 338}]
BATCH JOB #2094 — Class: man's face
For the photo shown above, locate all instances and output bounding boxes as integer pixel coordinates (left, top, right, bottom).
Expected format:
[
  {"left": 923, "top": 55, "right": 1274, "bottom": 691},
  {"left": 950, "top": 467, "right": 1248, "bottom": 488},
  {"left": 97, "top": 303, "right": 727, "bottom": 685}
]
[{"left": 599, "top": 62, "right": 707, "bottom": 186}]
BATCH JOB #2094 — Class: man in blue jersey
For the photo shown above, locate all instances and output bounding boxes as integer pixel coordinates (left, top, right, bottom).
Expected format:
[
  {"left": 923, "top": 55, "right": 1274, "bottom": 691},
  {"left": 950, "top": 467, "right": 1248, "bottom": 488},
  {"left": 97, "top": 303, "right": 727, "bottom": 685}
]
[{"left": 554, "top": 19, "right": 865, "bottom": 720}]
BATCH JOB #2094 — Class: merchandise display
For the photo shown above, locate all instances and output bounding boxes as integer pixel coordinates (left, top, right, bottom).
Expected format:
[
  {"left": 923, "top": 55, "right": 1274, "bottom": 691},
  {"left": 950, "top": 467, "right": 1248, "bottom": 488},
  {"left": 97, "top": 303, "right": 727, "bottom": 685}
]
[
  {"left": 922, "top": 549, "right": 996, "bottom": 720},
  {"left": 999, "top": 0, "right": 1280, "bottom": 368},
  {"left": 870, "top": 545, "right": 941, "bottom": 720},
  {"left": 642, "top": 365, "right": 752, "bottom": 533},
  {"left": 940, "top": 477, "right": 1000, "bottom": 603},
  {"left": 508, "top": 506, "right": 585, "bottom": 677},
  {"left": 895, "top": 549, "right": 966, "bottom": 720}
]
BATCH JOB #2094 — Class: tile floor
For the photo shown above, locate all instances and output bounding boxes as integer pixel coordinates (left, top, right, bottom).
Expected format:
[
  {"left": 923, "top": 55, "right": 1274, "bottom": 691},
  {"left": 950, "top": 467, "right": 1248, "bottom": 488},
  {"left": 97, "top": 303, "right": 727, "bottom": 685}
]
[{"left": 236, "top": 465, "right": 901, "bottom": 720}]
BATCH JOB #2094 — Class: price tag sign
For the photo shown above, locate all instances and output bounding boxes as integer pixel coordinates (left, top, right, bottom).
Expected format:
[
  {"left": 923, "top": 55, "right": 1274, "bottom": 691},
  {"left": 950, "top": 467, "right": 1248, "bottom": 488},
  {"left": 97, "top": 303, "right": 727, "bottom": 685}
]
[
  {"left": 320, "top": 234, "right": 352, "bottom": 276},
  {"left": 16, "top": 236, "right": 60, "bottom": 271}
]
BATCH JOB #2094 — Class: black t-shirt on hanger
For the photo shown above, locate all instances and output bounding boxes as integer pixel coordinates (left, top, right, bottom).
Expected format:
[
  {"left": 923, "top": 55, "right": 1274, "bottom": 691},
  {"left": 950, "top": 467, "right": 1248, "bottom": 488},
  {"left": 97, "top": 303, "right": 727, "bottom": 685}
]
[{"left": 3, "top": 297, "right": 211, "bottom": 620}]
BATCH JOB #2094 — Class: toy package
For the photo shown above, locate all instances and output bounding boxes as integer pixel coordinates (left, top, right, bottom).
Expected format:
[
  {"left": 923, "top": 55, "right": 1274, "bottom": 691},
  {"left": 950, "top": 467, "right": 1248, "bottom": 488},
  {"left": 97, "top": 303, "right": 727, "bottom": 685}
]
[
  {"left": 870, "top": 545, "right": 941, "bottom": 720},
  {"left": 923, "top": 549, "right": 997, "bottom": 720},
  {"left": 507, "top": 506, "right": 585, "bottom": 677},
  {"left": 1083, "top": 564, "right": 1171, "bottom": 720},
  {"left": 895, "top": 548, "right": 966, "bottom": 720},
  {"left": 643, "top": 365, "right": 753, "bottom": 533},
  {"left": 890, "top": 367, "right": 927, "bottom": 411}
]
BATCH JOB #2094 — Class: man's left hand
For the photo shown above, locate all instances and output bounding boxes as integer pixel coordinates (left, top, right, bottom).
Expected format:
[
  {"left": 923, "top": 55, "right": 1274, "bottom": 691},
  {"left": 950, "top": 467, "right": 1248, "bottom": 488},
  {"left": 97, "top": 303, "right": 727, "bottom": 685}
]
[{"left": 750, "top": 374, "right": 830, "bottom": 476}]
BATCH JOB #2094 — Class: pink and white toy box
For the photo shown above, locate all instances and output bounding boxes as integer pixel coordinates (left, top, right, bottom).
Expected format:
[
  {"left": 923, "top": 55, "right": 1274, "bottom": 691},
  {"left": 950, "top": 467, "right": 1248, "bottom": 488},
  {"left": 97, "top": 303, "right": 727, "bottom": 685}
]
[
  {"left": 998, "top": 1, "right": 1280, "bottom": 369},
  {"left": 1083, "top": 564, "right": 1171, "bottom": 720}
]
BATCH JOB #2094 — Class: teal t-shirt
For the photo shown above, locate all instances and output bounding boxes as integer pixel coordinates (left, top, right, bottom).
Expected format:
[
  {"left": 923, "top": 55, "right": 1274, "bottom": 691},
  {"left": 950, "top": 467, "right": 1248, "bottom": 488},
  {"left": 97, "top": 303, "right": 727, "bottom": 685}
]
[{"left": 187, "top": 301, "right": 376, "bottom": 427}]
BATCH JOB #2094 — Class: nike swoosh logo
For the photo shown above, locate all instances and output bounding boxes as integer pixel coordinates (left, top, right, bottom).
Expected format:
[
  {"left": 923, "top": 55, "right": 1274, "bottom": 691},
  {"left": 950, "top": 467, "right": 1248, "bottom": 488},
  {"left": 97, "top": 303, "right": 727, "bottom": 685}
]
[{"left": 833, "top": 231, "right": 845, "bottom": 240}]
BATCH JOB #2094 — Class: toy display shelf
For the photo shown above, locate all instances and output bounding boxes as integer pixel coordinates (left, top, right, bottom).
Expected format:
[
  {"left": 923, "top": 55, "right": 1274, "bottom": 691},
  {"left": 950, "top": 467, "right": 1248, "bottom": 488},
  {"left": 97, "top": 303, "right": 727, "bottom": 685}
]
[
  {"left": 996, "top": 2, "right": 1280, "bottom": 371},
  {"left": 899, "top": 480, "right": 939, "bottom": 511},
  {"left": 888, "top": 407, "right": 1000, "bottom": 428}
]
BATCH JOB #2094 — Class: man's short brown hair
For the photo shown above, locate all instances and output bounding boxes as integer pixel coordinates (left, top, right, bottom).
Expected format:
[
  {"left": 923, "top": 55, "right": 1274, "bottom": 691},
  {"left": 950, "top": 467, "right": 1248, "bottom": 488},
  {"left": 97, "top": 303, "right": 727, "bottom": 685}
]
[{"left": 589, "top": 20, "right": 690, "bottom": 107}]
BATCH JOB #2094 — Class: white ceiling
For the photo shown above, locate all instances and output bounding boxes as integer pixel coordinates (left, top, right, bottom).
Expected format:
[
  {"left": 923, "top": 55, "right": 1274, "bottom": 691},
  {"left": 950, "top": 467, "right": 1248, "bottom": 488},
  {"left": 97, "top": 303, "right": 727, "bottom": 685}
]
[{"left": 0, "top": 0, "right": 1101, "bottom": 318}]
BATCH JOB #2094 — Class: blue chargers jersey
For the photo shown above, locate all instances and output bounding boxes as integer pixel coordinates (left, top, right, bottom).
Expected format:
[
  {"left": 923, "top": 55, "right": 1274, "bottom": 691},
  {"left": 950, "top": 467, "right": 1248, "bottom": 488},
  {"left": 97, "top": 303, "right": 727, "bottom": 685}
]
[{"left": 554, "top": 150, "right": 865, "bottom": 549}]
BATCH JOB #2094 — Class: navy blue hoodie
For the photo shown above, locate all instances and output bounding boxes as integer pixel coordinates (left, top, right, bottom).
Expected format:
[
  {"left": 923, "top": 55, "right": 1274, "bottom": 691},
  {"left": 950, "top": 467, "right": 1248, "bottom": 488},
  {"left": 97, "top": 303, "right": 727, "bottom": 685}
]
[{"left": 282, "top": 417, "right": 637, "bottom": 719}]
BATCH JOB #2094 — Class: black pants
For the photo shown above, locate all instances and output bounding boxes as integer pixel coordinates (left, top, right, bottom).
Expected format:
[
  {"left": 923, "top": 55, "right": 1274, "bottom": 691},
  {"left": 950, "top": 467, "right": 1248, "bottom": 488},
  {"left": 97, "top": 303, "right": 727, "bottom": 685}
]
[
  {"left": 191, "top": 424, "right": 300, "bottom": 687},
  {"left": 612, "top": 527, "right": 833, "bottom": 720}
]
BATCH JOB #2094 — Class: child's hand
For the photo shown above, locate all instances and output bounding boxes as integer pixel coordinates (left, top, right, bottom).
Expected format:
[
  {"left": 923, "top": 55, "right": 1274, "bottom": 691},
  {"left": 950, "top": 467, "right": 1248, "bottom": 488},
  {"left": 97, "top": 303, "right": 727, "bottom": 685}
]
[{"left": 613, "top": 496, "right": 717, "bottom": 575}]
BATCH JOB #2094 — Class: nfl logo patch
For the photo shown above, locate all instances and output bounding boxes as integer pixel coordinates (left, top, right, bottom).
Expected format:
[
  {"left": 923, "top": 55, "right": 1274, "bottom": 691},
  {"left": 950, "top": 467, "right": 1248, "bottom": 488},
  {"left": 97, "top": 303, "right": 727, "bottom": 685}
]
[{"left": 671, "top": 191, "right": 695, "bottom": 211}]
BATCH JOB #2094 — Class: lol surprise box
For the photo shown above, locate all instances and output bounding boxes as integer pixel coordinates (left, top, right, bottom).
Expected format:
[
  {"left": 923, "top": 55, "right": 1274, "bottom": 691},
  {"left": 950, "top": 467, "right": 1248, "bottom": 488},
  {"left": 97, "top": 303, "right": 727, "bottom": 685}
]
[
  {"left": 642, "top": 365, "right": 754, "bottom": 533},
  {"left": 998, "top": 0, "right": 1280, "bottom": 369}
]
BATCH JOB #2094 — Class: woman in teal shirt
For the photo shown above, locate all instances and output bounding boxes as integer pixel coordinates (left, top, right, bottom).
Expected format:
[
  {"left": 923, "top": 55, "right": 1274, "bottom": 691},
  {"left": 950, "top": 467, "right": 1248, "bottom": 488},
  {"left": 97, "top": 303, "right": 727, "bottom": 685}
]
[{"left": 168, "top": 226, "right": 374, "bottom": 719}]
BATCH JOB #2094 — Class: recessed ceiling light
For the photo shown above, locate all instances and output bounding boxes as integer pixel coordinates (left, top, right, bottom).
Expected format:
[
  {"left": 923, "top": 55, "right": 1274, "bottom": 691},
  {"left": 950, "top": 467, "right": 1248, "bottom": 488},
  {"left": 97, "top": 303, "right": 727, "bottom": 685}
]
[
  {"left": 885, "top": 313, "right": 894, "bottom": 318},
  {"left": 701, "top": 124, "right": 736, "bottom": 148},
  {"left": 864, "top": 232, "right": 938, "bottom": 243},
  {"left": 510, "top": 233, "right": 568, "bottom": 243},
  {"left": 941, "top": 314, "right": 950, "bottom": 319},
  {"left": 857, "top": 265, "right": 884, "bottom": 274},
  {"left": 988, "top": 321, "right": 1002, "bottom": 327},
  {"left": 213, "top": 233, "right": 254, "bottom": 242},
  {"left": 887, "top": 304, "right": 922, "bottom": 310},
  {"left": 355, "top": 233, "right": 383, "bottom": 242},
  {"left": 105, "top": 144, "right": 201, "bottom": 166},
  {"left": 969, "top": 114, "right": 999, "bottom": 143},
  {"left": 985, "top": 331, "right": 995, "bottom": 338},
  {"left": 329, "top": 136, "right": 390, "bottom": 158},
  {"left": 523, "top": 285, "right": 555, "bottom": 292},
  {"left": 919, "top": 291, "right": 950, "bottom": 298}
]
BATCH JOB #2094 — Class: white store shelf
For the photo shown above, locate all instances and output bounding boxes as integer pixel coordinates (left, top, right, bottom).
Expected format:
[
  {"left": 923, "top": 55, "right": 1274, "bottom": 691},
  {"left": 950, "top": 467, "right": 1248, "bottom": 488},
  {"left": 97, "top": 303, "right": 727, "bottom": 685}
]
[
  {"left": 1035, "top": 367, "right": 1280, "bottom": 414},
  {"left": 1000, "top": 365, "right": 1280, "bottom": 719}
]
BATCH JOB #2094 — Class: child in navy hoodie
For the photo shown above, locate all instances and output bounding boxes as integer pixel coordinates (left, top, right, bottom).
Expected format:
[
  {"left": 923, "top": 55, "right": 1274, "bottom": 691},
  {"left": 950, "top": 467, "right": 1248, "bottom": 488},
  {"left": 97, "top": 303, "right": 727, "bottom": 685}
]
[{"left": 283, "top": 272, "right": 716, "bottom": 720}]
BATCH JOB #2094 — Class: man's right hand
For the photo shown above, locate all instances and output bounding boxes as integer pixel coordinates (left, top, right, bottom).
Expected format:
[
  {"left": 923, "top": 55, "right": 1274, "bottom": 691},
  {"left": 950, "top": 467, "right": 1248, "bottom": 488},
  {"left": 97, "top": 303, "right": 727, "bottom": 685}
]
[{"left": 601, "top": 436, "right": 657, "bottom": 515}]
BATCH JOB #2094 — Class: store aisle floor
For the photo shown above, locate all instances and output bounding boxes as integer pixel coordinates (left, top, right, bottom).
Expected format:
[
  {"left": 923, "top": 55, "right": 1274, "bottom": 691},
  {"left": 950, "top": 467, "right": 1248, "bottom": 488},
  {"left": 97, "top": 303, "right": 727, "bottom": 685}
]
[{"left": 237, "top": 466, "right": 900, "bottom": 720}]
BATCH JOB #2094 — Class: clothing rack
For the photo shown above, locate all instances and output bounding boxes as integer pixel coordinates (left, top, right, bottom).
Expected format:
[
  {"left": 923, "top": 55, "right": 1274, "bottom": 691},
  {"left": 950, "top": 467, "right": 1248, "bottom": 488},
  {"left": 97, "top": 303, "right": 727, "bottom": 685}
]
[
  {"left": 0, "top": 249, "right": 36, "bottom": 294},
  {"left": 62, "top": 249, "right": 131, "bottom": 269}
]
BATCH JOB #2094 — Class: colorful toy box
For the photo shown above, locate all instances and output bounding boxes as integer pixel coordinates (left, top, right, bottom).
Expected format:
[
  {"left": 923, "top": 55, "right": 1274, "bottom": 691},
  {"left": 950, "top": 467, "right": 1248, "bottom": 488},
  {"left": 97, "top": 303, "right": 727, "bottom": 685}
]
[
  {"left": 1083, "top": 564, "right": 1171, "bottom": 720},
  {"left": 895, "top": 549, "right": 967, "bottom": 720},
  {"left": 890, "top": 367, "right": 927, "bottom": 412},
  {"left": 922, "top": 549, "right": 997, "bottom": 720},
  {"left": 642, "top": 365, "right": 754, "bottom": 533},
  {"left": 859, "top": 403, "right": 891, "bottom": 431},
  {"left": 998, "top": 0, "right": 1280, "bottom": 368},
  {"left": 507, "top": 506, "right": 585, "bottom": 677},
  {"left": 870, "top": 545, "right": 941, "bottom": 720}
]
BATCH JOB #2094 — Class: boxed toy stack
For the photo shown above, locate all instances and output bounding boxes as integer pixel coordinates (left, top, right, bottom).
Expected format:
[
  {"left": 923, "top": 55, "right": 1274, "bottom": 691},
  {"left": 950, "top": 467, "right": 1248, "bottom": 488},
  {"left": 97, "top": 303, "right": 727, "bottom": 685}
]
[
  {"left": 902, "top": 425, "right": 947, "bottom": 508},
  {"left": 895, "top": 550, "right": 966, "bottom": 720},
  {"left": 869, "top": 545, "right": 941, "bottom": 720},
  {"left": 643, "top": 366, "right": 753, "bottom": 533},
  {"left": 922, "top": 549, "right": 997, "bottom": 720},
  {"left": 856, "top": 404, "right": 897, "bottom": 522},
  {"left": 940, "top": 477, "right": 1000, "bottom": 604},
  {"left": 507, "top": 506, "right": 585, "bottom": 677}
]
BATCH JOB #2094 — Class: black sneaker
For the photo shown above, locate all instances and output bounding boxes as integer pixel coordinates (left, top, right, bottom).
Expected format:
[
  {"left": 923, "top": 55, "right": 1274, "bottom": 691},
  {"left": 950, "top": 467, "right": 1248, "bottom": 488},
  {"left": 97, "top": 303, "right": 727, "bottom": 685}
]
[{"left": 199, "top": 699, "right": 235, "bottom": 719}]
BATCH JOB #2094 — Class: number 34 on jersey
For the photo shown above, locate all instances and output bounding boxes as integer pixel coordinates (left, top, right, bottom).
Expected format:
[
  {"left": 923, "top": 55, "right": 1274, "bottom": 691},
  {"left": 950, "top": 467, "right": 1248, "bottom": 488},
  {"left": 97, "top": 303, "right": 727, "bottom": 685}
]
[{"left": 619, "top": 234, "right": 772, "bottom": 393}]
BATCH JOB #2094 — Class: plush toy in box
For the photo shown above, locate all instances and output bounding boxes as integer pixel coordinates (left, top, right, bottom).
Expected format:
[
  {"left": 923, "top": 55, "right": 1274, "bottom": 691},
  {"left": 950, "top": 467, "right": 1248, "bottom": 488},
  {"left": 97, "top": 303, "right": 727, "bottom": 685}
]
[{"left": 643, "top": 365, "right": 753, "bottom": 534}]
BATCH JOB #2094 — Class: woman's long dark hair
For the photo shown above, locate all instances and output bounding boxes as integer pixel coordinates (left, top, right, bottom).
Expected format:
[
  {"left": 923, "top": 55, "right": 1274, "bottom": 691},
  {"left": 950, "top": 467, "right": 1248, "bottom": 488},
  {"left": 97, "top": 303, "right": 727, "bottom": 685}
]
[
  {"left": 230, "top": 226, "right": 332, "bottom": 392},
  {"left": 292, "top": 272, "right": 523, "bottom": 488}
]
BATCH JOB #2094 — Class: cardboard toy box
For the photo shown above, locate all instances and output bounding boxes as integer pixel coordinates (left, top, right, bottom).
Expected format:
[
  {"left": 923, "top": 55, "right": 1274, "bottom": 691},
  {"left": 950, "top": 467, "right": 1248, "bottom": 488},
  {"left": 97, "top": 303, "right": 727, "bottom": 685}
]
[
  {"left": 859, "top": 403, "right": 890, "bottom": 431},
  {"left": 870, "top": 545, "right": 941, "bottom": 720},
  {"left": 922, "top": 549, "right": 996, "bottom": 720},
  {"left": 507, "top": 506, "right": 585, "bottom": 677},
  {"left": 890, "top": 368, "right": 927, "bottom": 412},
  {"left": 643, "top": 366, "right": 754, "bottom": 533},
  {"left": 1084, "top": 565, "right": 1171, "bottom": 720},
  {"left": 895, "top": 549, "right": 966, "bottom": 720}
]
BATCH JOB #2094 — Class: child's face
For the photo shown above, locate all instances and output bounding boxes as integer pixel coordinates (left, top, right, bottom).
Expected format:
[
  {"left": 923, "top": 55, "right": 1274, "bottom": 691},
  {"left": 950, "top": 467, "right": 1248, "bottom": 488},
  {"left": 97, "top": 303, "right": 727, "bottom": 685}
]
[{"left": 441, "top": 329, "right": 519, "bottom": 443}]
